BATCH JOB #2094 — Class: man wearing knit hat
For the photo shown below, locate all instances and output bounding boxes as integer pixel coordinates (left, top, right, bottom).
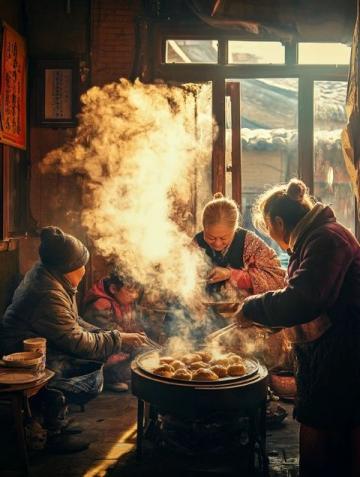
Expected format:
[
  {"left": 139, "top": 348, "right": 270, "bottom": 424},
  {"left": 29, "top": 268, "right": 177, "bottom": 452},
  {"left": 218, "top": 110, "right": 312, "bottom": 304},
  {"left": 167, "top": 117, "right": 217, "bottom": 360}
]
[{"left": 0, "top": 226, "right": 147, "bottom": 452}]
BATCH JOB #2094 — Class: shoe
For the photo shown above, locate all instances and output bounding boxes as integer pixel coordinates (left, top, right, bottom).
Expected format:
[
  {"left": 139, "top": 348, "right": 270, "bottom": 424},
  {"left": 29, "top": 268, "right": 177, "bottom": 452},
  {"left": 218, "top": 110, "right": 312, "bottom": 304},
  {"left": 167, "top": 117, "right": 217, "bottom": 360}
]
[
  {"left": 60, "top": 418, "right": 83, "bottom": 435},
  {"left": 105, "top": 382, "right": 129, "bottom": 393},
  {"left": 46, "top": 434, "right": 90, "bottom": 454},
  {"left": 45, "top": 417, "right": 82, "bottom": 435}
]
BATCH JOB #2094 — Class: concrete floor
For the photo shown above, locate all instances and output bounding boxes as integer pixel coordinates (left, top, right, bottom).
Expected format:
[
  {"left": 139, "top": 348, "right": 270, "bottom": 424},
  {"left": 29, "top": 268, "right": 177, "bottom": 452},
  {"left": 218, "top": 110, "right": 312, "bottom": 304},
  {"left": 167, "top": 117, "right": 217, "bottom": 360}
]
[{"left": 1, "top": 392, "right": 299, "bottom": 477}]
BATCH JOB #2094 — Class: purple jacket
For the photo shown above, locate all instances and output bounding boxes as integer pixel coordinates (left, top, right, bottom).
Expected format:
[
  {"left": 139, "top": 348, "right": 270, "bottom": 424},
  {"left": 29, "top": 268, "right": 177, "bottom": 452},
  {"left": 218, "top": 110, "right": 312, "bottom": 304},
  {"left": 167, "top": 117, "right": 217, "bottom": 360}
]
[{"left": 243, "top": 206, "right": 360, "bottom": 331}]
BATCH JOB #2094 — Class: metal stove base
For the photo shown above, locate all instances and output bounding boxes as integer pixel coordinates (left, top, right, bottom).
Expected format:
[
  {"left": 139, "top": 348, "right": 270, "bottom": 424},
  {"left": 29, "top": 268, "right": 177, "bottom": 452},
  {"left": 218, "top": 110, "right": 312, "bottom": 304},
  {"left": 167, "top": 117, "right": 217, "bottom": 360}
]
[{"left": 136, "top": 399, "right": 269, "bottom": 476}]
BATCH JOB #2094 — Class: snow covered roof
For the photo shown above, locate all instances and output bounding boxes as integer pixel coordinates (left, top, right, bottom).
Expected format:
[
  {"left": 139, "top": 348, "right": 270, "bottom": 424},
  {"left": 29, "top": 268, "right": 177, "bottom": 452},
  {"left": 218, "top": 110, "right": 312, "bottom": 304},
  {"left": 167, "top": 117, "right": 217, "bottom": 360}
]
[{"left": 241, "top": 128, "right": 343, "bottom": 151}]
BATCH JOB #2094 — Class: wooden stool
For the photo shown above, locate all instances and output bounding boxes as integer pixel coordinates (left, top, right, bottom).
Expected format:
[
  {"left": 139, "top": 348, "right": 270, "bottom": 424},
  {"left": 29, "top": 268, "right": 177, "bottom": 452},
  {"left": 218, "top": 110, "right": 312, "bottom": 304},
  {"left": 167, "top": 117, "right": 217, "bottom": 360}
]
[{"left": 0, "top": 369, "right": 55, "bottom": 476}]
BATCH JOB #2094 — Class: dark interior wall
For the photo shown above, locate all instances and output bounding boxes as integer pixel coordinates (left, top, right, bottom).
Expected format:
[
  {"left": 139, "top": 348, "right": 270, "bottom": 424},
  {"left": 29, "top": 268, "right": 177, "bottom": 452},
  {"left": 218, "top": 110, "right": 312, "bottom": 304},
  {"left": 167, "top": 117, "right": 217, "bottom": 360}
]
[
  {"left": 0, "top": 0, "right": 24, "bottom": 313},
  {"left": 20, "top": 0, "right": 91, "bottom": 274},
  {"left": 0, "top": 0, "right": 24, "bottom": 32},
  {"left": 26, "top": 0, "right": 90, "bottom": 55},
  {"left": 20, "top": 0, "right": 143, "bottom": 284},
  {"left": 0, "top": 0, "right": 143, "bottom": 313},
  {"left": 0, "top": 246, "right": 20, "bottom": 313}
]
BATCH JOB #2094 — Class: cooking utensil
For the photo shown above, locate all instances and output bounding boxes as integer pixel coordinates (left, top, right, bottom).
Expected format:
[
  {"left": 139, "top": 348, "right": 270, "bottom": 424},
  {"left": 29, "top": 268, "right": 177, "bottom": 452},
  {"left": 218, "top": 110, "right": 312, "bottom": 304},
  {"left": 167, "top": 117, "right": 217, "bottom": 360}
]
[
  {"left": 144, "top": 336, "right": 162, "bottom": 351},
  {"left": 135, "top": 350, "right": 259, "bottom": 384},
  {"left": 202, "top": 300, "right": 242, "bottom": 319},
  {"left": 205, "top": 322, "right": 239, "bottom": 342}
]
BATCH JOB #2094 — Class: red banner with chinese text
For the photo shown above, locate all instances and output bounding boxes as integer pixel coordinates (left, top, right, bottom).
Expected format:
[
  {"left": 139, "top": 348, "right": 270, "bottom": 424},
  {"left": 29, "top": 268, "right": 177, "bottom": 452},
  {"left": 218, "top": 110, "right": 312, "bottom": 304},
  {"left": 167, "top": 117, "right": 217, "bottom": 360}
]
[{"left": 0, "top": 23, "right": 27, "bottom": 150}]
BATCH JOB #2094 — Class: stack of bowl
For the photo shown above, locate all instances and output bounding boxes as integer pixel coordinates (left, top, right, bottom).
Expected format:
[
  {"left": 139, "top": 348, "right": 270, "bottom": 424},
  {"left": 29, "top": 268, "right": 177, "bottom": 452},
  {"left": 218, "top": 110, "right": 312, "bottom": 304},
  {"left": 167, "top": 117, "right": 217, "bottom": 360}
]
[{"left": 1, "top": 351, "right": 44, "bottom": 376}]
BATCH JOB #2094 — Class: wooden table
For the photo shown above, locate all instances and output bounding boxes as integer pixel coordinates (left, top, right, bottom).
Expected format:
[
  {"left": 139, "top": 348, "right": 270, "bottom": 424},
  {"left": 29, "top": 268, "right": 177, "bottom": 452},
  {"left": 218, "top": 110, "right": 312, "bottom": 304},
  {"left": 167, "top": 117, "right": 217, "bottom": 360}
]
[{"left": 0, "top": 369, "right": 55, "bottom": 476}]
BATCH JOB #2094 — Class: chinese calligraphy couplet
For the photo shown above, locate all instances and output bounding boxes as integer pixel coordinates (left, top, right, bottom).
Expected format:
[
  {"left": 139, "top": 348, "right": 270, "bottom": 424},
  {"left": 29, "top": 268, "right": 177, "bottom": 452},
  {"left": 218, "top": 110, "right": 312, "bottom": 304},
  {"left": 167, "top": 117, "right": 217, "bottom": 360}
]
[{"left": 0, "top": 23, "right": 27, "bottom": 150}]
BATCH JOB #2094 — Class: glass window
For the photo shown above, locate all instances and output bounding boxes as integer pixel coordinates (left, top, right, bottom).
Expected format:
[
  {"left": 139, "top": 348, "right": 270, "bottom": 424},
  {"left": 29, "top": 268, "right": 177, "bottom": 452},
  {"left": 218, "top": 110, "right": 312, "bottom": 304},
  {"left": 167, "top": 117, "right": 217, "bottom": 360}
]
[
  {"left": 226, "top": 78, "right": 298, "bottom": 267},
  {"left": 228, "top": 41, "right": 285, "bottom": 64},
  {"left": 298, "top": 43, "right": 351, "bottom": 65},
  {"left": 165, "top": 40, "right": 218, "bottom": 64},
  {"left": 314, "top": 81, "right": 355, "bottom": 233}
]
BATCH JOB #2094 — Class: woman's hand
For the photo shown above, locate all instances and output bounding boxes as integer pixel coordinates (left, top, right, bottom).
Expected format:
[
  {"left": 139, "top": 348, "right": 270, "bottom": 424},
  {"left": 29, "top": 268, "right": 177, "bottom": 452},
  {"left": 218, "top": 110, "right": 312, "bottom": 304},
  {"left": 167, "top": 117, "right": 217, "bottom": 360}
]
[
  {"left": 235, "top": 306, "right": 277, "bottom": 335},
  {"left": 234, "top": 306, "right": 253, "bottom": 329},
  {"left": 120, "top": 332, "right": 148, "bottom": 349},
  {"left": 207, "top": 266, "right": 231, "bottom": 284}
]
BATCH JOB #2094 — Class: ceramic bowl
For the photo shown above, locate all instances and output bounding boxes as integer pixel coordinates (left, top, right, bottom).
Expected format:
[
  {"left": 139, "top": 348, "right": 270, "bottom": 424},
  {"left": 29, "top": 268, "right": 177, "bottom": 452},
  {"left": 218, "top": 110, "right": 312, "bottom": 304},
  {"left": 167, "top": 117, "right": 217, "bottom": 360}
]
[{"left": 2, "top": 351, "right": 43, "bottom": 368}]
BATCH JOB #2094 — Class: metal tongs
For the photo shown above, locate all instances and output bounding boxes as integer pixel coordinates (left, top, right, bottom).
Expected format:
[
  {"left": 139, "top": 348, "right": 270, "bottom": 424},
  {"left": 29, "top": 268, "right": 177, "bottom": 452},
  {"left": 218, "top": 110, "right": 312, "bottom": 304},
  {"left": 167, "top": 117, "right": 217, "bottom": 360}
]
[
  {"left": 206, "top": 318, "right": 278, "bottom": 343},
  {"left": 205, "top": 303, "right": 242, "bottom": 343},
  {"left": 144, "top": 335, "right": 162, "bottom": 351},
  {"left": 205, "top": 322, "right": 239, "bottom": 343}
]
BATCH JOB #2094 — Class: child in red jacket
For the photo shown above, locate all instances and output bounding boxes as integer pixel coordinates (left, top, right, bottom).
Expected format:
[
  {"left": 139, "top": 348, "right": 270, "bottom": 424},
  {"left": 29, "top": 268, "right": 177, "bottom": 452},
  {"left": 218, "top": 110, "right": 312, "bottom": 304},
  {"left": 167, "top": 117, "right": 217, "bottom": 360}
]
[{"left": 83, "top": 271, "right": 143, "bottom": 392}]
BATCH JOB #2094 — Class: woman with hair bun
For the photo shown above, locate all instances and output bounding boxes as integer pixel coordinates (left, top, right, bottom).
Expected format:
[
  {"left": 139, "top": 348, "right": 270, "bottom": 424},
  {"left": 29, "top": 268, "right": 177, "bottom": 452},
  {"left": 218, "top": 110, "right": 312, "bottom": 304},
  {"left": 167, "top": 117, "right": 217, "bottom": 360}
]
[
  {"left": 194, "top": 192, "right": 285, "bottom": 300},
  {"left": 236, "top": 178, "right": 360, "bottom": 476}
]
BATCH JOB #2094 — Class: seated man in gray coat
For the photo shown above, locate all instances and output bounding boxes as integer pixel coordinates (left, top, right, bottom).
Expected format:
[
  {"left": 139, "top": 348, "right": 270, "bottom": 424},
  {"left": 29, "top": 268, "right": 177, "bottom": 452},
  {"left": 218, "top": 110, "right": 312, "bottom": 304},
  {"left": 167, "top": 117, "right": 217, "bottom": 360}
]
[{"left": 0, "top": 226, "right": 147, "bottom": 452}]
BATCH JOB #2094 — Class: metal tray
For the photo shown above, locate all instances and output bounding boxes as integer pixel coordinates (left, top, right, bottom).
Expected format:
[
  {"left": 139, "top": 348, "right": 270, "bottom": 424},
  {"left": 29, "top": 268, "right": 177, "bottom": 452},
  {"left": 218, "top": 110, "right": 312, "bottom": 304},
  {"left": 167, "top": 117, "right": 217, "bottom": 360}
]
[{"left": 135, "top": 350, "right": 259, "bottom": 385}]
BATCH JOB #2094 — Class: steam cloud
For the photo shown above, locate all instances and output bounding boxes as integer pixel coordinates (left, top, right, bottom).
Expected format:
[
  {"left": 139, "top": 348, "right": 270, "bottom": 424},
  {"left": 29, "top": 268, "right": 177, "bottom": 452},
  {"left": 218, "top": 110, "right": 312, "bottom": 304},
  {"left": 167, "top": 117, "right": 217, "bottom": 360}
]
[{"left": 41, "top": 79, "right": 213, "bottom": 305}]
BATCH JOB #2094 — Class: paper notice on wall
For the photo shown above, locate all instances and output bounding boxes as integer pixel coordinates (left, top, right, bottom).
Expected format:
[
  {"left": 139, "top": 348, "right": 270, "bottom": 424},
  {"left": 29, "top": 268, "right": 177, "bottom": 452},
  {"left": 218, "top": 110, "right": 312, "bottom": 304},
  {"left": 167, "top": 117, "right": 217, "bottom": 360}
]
[
  {"left": 44, "top": 69, "right": 72, "bottom": 120},
  {"left": 0, "top": 23, "right": 27, "bottom": 150}
]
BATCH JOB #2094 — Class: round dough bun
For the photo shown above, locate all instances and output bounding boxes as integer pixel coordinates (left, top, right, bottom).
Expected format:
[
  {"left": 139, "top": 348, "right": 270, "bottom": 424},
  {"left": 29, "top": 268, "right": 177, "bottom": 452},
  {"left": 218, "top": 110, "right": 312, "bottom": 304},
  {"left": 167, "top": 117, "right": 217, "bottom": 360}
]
[
  {"left": 173, "top": 368, "right": 192, "bottom": 381},
  {"left": 153, "top": 364, "right": 174, "bottom": 378},
  {"left": 159, "top": 356, "right": 175, "bottom": 365},
  {"left": 188, "top": 361, "right": 208, "bottom": 370},
  {"left": 197, "top": 351, "right": 213, "bottom": 363},
  {"left": 171, "top": 360, "right": 186, "bottom": 370},
  {"left": 211, "top": 358, "right": 230, "bottom": 367},
  {"left": 192, "top": 368, "right": 219, "bottom": 381},
  {"left": 183, "top": 353, "right": 203, "bottom": 365},
  {"left": 227, "top": 363, "right": 246, "bottom": 376},
  {"left": 226, "top": 353, "right": 244, "bottom": 365},
  {"left": 210, "top": 364, "right": 228, "bottom": 378}
]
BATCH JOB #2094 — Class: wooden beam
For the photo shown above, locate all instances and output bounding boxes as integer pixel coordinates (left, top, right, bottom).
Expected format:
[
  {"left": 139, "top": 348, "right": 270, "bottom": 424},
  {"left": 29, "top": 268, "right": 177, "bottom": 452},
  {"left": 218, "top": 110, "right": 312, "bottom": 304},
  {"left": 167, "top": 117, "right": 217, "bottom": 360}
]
[
  {"left": 298, "top": 76, "right": 314, "bottom": 193},
  {"left": 228, "top": 82, "right": 242, "bottom": 208},
  {"left": 212, "top": 79, "right": 226, "bottom": 195}
]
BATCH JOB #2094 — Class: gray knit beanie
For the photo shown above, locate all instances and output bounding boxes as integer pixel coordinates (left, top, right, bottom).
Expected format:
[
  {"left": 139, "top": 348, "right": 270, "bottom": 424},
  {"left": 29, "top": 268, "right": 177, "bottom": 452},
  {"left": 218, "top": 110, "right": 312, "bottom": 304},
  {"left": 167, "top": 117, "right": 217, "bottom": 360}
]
[{"left": 39, "top": 226, "right": 89, "bottom": 273}]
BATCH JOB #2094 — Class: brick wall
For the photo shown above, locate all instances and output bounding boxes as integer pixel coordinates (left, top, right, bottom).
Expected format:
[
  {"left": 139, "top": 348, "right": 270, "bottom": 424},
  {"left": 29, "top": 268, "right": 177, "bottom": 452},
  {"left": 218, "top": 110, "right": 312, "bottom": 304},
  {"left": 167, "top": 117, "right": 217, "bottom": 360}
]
[{"left": 91, "top": 0, "right": 143, "bottom": 86}]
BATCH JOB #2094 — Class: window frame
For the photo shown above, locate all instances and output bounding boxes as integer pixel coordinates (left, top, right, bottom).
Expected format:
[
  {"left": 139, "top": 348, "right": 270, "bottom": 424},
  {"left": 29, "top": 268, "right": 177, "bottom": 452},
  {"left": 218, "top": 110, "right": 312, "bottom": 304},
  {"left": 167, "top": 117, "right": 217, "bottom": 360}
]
[{"left": 150, "top": 24, "right": 356, "bottom": 237}]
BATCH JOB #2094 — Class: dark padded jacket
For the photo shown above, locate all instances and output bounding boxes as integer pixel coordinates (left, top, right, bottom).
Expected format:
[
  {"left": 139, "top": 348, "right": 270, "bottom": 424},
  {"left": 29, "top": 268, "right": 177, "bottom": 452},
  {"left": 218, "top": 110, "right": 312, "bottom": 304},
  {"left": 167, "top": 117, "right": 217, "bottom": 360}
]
[
  {"left": 242, "top": 205, "right": 360, "bottom": 427},
  {"left": 0, "top": 262, "right": 123, "bottom": 362},
  {"left": 243, "top": 206, "right": 360, "bottom": 331}
]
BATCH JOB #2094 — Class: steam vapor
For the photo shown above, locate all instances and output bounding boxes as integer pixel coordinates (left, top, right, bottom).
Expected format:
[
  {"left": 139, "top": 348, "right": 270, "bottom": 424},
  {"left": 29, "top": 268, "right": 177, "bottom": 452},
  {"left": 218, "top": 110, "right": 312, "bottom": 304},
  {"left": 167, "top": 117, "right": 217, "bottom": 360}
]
[{"left": 41, "top": 79, "right": 213, "bottom": 305}]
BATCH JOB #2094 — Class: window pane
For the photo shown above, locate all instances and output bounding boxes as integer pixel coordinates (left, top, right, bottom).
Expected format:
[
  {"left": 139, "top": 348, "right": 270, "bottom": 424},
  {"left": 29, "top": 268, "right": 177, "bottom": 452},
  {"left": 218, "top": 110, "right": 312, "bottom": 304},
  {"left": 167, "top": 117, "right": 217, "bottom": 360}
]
[
  {"left": 228, "top": 41, "right": 285, "bottom": 64},
  {"left": 314, "top": 81, "right": 355, "bottom": 233},
  {"left": 298, "top": 43, "right": 351, "bottom": 65},
  {"left": 165, "top": 40, "right": 218, "bottom": 64},
  {"left": 226, "top": 78, "right": 298, "bottom": 267}
]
